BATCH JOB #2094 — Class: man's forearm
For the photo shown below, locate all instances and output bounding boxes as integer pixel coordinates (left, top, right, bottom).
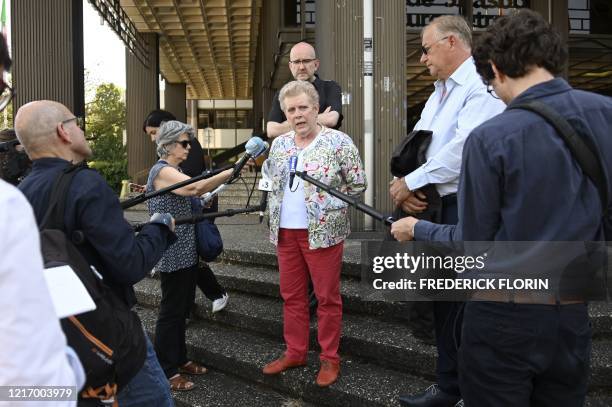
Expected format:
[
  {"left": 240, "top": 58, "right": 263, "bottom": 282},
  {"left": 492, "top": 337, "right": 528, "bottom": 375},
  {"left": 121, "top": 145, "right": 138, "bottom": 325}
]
[
  {"left": 317, "top": 111, "right": 340, "bottom": 128},
  {"left": 266, "top": 121, "right": 292, "bottom": 138}
]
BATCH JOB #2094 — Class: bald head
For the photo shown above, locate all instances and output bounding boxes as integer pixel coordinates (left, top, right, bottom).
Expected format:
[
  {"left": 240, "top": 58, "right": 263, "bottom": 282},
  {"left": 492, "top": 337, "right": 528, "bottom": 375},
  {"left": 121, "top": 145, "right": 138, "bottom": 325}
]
[
  {"left": 15, "top": 100, "right": 89, "bottom": 161},
  {"left": 15, "top": 101, "right": 70, "bottom": 152},
  {"left": 290, "top": 42, "right": 316, "bottom": 60},
  {"left": 288, "top": 42, "right": 319, "bottom": 81}
]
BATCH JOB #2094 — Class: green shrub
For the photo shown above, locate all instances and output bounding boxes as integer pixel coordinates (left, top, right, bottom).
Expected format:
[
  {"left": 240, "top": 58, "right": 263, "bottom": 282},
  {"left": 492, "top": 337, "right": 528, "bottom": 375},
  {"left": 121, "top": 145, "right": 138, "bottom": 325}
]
[
  {"left": 88, "top": 159, "right": 127, "bottom": 194},
  {"left": 86, "top": 83, "right": 127, "bottom": 194}
]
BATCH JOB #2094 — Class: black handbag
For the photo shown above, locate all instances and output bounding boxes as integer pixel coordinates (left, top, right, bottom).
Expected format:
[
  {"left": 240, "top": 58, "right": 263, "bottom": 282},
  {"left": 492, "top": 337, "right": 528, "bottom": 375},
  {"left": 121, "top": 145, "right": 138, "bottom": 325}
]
[
  {"left": 388, "top": 129, "right": 442, "bottom": 225},
  {"left": 390, "top": 130, "right": 433, "bottom": 178}
]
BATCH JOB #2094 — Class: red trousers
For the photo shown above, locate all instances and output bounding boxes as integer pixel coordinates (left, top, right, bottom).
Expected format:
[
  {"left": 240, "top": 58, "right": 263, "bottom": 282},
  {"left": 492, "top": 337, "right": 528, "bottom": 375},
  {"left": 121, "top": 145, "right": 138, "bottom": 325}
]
[{"left": 277, "top": 228, "right": 344, "bottom": 363}]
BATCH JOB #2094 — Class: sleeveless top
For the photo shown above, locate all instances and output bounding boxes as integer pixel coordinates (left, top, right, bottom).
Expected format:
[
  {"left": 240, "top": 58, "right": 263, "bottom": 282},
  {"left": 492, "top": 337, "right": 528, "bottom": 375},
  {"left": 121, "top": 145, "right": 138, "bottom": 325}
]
[{"left": 146, "top": 160, "right": 198, "bottom": 273}]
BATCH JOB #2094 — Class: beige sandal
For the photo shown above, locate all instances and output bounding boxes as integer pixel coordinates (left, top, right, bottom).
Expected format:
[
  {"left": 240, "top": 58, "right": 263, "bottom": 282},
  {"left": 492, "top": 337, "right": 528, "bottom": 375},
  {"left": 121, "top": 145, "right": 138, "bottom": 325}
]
[
  {"left": 179, "top": 361, "right": 208, "bottom": 375},
  {"left": 169, "top": 374, "right": 195, "bottom": 391}
]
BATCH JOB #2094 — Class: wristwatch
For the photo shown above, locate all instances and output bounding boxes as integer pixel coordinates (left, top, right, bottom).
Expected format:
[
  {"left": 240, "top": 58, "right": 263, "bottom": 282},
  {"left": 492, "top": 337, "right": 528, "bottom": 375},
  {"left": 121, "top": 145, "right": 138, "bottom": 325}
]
[{"left": 150, "top": 212, "right": 173, "bottom": 229}]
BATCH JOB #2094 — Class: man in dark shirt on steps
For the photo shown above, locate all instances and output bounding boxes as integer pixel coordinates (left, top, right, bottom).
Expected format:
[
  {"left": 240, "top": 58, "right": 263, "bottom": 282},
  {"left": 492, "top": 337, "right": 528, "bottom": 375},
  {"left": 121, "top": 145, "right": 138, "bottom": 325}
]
[
  {"left": 267, "top": 42, "right": 343, "bottom": 138},
  {"left": 16, "top": 100, "right": 177, "bottom": 406}
]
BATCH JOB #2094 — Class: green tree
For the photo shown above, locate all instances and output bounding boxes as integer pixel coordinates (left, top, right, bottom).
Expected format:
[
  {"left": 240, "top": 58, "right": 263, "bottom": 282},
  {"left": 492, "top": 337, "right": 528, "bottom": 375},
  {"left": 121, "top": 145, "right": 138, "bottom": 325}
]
[{"left": 86, "top": 83, "right": 127, "bottom": 193}]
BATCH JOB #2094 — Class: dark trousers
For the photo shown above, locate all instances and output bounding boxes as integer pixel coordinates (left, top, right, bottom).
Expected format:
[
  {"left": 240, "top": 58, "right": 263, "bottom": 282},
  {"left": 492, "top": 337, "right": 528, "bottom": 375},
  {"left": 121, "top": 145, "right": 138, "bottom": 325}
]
[
  {"left": 459, "top": 301, "right": 591, "bottom": 407},
  {"left": 434, "top": 194, "right": 462, "bottom": 396},
  {"left": 154, "top": 265, "right": 198, "bottom": 378},
  {"left": 196, "top": 262, "right": 225, "bottom": 301}
]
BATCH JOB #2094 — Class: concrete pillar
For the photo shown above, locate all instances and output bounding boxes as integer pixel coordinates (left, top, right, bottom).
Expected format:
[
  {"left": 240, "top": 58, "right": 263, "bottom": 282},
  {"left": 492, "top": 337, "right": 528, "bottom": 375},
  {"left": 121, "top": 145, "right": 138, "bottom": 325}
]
[
  {"left": 315, "top": 0, "right": 364, "bottom": 231},
  {"left": 164, "top": 82, "right": 187, "bottom": 123},
  {"left": 373, "top": 0, "right": 406, "bottom": 229},
  {"left": 315, "top": 0, "right": 405, "bottom": 232},
  {"left": 187, "top": 100, "right": 198, "bottom": 131},
  {"left": 315, "top": 0, "right": 334, "bottom": 84},
  {"left": 258, "top": 0, "right": 282, "bottom": 137},
  {"left": 531, "top": 0, "right": 569, "bottom": 78},
  {"left": 126, "top": 33, "right": 159, "bottom": 183},
  {"left": 11, "top": 0, "right": 84, "bottom": 117}
]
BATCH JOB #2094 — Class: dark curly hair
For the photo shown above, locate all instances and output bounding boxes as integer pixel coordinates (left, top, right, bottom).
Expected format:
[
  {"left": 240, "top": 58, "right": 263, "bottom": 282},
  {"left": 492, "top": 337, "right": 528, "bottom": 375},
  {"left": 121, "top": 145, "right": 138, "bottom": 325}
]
[{"left": 473, "top": 9, "right": 567, "bottom": 84}]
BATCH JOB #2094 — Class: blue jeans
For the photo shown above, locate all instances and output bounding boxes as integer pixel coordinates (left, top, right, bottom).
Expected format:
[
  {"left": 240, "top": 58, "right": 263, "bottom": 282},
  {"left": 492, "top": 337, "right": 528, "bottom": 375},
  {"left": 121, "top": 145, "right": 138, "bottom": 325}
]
[{"left": 116, "top": 335, "right": 173, "bottom": 407}]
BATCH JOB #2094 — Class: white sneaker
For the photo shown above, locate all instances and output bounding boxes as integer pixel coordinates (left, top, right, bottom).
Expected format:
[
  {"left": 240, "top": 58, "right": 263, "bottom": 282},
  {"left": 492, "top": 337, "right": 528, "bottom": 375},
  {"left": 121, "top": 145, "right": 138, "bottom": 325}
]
[{"left": 212, "top": 294, "right": 229, "bottom": 313}]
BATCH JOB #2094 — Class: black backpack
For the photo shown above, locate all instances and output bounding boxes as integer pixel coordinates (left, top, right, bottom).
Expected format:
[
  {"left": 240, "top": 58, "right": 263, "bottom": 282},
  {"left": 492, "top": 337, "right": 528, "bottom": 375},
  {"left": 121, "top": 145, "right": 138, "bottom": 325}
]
[{"left": 39, "top": 164, "right": 147, "bottom": 406}]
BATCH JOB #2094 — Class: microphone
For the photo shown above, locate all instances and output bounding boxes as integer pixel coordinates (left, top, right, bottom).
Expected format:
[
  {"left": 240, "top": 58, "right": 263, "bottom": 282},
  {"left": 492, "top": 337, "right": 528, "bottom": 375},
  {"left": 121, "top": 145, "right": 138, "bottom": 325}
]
[
  {"left": 258, "top": 159, "right": 273, "bottom": 223},
  {"left": 288, "top": 155, "right": 298, "bottom": 189},
  {"left": 259, "top": 191, "right": 268, "bottom": 223},
  {"left": 201, "top": 137, "right": 269, "bottom": 205},
  {"left": 230, "top": 137, "right": 269, "bottom": 183}
]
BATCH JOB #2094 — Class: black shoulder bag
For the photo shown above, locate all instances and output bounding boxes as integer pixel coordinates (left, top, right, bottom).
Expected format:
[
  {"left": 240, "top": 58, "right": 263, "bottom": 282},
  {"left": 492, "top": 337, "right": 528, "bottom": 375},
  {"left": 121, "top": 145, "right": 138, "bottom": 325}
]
[
  {"left": 39, "top": 164, "right": 147, "bottom": 406},
  {"left": 510, "top": 100, "right": 611, "bottom": 302},
  {"left": 509, "top": 100, "right": 609, "bottom": 226}
]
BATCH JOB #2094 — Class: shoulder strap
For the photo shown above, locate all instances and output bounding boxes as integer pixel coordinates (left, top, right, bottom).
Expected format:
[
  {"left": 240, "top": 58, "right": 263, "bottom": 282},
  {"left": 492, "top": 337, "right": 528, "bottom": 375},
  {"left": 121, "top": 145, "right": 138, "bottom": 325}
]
[
  {"left": 40, "top": 162, "right": 88, "bottom": 230},
  {"left": 509, "top": 100, "right": 608, "bottom": 216}
]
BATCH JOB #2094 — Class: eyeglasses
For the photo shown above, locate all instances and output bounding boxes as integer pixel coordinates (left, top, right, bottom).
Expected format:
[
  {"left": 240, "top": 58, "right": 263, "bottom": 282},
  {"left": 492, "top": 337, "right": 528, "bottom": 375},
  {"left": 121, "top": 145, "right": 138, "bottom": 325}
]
[
  {"left": 61, "top": 116, "right": 85, "bottom": 129},
  {"left": 486, "top": 84, "right": 500, "bottom": 100},
  {"left": 421, "top": 36, "right": 449, "bottom": 56},
  {"left": 0, "top": 77, "right": 15, "bottom": 111},
  {"left": 174, "top": 140, "right": 191, "bottom": 149},
  {"left": 289, "top": 58, "right": 316, "bottom": 66}
]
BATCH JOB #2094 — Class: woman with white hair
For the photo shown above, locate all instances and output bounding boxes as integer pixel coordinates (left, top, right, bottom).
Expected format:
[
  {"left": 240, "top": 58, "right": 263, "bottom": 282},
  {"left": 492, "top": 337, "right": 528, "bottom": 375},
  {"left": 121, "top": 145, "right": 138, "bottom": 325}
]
[
  {"left": 146, "top": 120, "right": 232, "bottom": 391},
  {"left": 262, "top": 80, "right": 367, "bottom": 387}
]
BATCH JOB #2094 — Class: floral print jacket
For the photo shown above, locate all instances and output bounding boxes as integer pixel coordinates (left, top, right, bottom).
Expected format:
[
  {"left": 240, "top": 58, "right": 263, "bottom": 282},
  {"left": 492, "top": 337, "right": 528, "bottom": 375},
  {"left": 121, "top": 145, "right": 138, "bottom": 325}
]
[{"left": 267, "top": 126, "right": 367, "bottom": 249}]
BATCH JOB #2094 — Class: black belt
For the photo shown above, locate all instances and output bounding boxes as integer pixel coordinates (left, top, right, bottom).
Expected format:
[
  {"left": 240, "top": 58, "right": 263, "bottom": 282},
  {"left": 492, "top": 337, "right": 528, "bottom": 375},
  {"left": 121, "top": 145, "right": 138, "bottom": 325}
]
[
  {"left": 471, "top": 291, "right": 585, "bottom": 305},
  {"left": 441, "top": 193, "right": 457, "bottom": 206}
]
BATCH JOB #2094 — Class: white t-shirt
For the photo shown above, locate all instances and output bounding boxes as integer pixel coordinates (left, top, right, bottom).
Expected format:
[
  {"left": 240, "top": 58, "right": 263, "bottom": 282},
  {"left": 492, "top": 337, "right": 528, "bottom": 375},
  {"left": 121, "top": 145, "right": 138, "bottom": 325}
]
[
  {"left": 279, "top": 134, "right": 321, "bottom": 229},
  {"left": 0, "top": 180, "right": 84, "bottom": 407}
]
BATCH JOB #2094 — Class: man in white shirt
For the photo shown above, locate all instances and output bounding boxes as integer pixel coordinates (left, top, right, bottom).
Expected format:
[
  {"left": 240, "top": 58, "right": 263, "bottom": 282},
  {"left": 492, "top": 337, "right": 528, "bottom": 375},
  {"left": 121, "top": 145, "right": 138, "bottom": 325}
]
[
  {"left": 0, "top": 179, "right": 85, "bottom": 407},
  {"left": 389, "top": 15, "right": 505, "bottom": 407},
  {"left": 0, "top": 35, "right": 84, "bottom": 407}
]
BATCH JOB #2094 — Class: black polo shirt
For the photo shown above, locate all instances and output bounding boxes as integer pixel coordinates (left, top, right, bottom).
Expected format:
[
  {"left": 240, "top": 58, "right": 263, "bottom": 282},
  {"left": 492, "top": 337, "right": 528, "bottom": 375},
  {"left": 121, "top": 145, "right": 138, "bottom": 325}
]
[{"left": 268, "top": 75, "right": 343, "bottom": 129}]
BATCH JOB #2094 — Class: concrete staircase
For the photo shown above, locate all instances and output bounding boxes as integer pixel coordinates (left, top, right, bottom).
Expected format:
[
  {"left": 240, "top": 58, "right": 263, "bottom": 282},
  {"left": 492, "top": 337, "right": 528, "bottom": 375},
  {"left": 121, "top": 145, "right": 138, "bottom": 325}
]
[
  {"left": 217, "top": 172, "right": 263, "bottom": 209},
  {"left": 125, "top": 209, "right": 612, "bottom": 407}
]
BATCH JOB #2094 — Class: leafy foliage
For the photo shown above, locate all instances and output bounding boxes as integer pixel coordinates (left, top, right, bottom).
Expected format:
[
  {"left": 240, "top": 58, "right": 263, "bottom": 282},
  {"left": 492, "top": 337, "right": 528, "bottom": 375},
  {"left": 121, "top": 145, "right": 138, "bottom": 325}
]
[{"left": 86, "top": 83, "right": 127, "bottom": 193}]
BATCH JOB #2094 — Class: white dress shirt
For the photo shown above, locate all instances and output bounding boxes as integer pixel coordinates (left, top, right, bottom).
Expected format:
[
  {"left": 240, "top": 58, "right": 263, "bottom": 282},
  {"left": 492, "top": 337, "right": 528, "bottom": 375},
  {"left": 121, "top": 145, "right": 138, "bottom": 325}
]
[
  {"left": 406, "top": 57, "right": 506, "bottom": 196},
  {"left": 0, "top": 180, "right": 84, "bottom": 407}
]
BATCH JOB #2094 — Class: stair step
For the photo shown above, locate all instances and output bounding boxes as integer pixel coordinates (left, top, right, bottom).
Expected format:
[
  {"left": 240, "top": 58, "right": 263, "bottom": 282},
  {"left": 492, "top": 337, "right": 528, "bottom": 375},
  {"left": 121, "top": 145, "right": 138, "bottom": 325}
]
[
  {"left": 216, "top": 230, "right": 362, "bottom": 279},
  {"left": 135, "top": 277, "right": 437, "bottom": 379},
  {"left": 210, "top": 262, "right": 413, "bottom": 321},
  {"left": 173, "top": 367, "right": 310, "bottom": 407},
  {"left": 135, "top": 274, "right": 612, "bottom": 390},
  {"left": 590, "top": 302, "right": 612, "bottom": 340},
  {"left": 586, "top": 391, "right": 612, "bottom": 407},
  {"left": 218, "top": 190, "right": 264, "bottom": 198},
  {"left": 209, "top": 262, "right": 612, "bottom": 338},
  {"left": 135, "top": 305, "right": 432, "bottom": 407},
  {"left": 218, "top": 249, "right": 361, "bottom": 279}
]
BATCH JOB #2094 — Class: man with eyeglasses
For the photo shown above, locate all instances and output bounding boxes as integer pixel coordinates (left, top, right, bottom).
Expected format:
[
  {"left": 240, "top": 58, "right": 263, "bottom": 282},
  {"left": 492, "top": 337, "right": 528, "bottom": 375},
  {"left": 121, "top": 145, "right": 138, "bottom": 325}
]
[
  {"left": 388, "top": 15, "right": 505, "bottom": 407},
  {"left": 267, "top": 42, "right": 343, "bottom": 138},
  {"left": 391, "top": 9, "right": 612, "bottom": 406},
  {"left": 0, "top": 35, "right": 86, "bottom": 407},
  {"left": 15, "top": 100, "right": 178, "bottom": 406}
]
